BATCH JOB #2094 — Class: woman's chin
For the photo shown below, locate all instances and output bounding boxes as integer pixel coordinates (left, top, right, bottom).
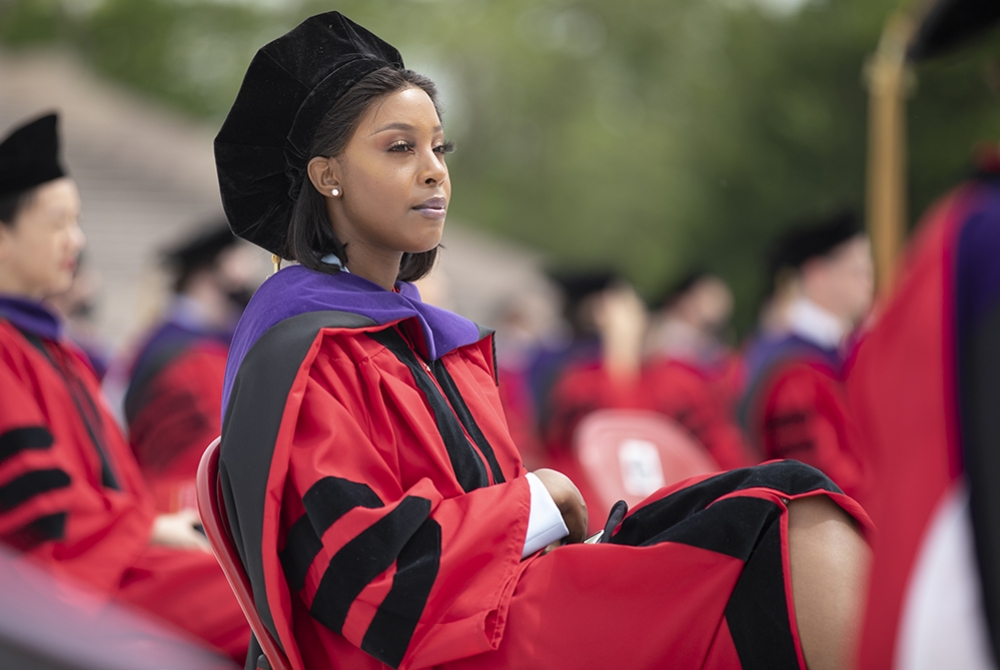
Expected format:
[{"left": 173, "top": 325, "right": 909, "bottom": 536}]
[{"left": 407, "top": 234, "right": 444, "bottom": 255}]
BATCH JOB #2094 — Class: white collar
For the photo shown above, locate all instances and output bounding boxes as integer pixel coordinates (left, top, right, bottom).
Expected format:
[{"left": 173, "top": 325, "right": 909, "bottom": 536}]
[{"left": 787, "top": 297, "right": 847, "bottom": 350}]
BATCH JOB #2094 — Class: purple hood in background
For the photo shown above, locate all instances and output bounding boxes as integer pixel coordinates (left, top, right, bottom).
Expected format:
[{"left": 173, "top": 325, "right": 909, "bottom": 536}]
[
  {"left": 0, "top": 295, "right": 63, "bottom": 341},
  {"left": 222, "top": 265, "right": 483, "bottom": 415}
]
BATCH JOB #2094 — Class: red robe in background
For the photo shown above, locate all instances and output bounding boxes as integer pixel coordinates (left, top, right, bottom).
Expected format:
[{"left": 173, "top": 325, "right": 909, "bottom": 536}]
[
  {"left": 542, "top": 359, "right": 754, "bottom": 531},
  {"left": 0, "top": 300, "right": 249, "bottom": 662},
  {"left": 851, "top": 179, "right": 1000, "bottom": 668},
  {"left": 122, "top": 309, "right": 232, "bottom": 513},
  {"left": 220, "top": 265, "right": 871, "bottom": 670},
  {"left": 643, "top": 358, "right": 756, "bottom": 471},
  {"left": 544, "top": 359, "right": 753, "bottom": 464},
  {"left": 740, "top": 338, "right": 867, "bottom": 503}
]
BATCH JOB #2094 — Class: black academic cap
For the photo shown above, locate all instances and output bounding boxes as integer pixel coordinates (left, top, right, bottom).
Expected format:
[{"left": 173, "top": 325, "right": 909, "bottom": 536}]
[
  {"left": 656, "top": 268, "right": 714, "bottom": 309},
  {"left": 162, "top": 220, "right": 239, "bottom": 273},
  {"left": 909, "top": 0, "right": 1000, "bottom": 61},
  {"left": 770, "top": 210, "right": 863, "bottom": 273},
  {"left": 0, "top": 113, "right": 66, "bottom": 197},
  {"left": 549, "top": 269, "right": 620, "bottom": 305},
  {"left": 215, "top": 12, "right": 404, "bottom": 256}
]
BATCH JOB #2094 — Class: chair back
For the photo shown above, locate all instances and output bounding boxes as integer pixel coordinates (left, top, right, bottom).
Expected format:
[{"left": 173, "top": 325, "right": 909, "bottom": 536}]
[
  {"left": 573, "top": 409, "right": 720, "bottom": 512},
  {"left": 197, "top": 438, "right": 293, "bottom": 670}
]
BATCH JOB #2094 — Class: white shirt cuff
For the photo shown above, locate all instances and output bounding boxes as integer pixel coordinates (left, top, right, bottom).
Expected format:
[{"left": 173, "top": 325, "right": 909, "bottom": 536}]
[{"left": 522, "top": 473, "right": 569, "bottom": 558}]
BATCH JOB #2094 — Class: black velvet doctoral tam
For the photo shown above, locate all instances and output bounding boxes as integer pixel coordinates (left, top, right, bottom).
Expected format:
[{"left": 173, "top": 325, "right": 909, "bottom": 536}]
[
  {"left": 0, "top": 113, "right": 66, "bottom": 198},
  {"left": 214, "top": 12, "right": 404, "bottom": 256},
  {"left": 163, "top": 220, "right": 238, "bottom": 273},
  {"left": 770, "top": 210, "right": 863, "bottom": 272}
]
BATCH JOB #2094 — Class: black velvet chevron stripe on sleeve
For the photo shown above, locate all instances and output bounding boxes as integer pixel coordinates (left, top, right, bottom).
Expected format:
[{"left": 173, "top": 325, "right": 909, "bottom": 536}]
[
  {"left": 361, "top": 517, "right": 442, "bottom": 668},
  {"left": 0, "top": 468, "right": 71, "bottom": 512},
  {"left": 281, "top": 476, "right": 385, "bottom": 592},
  {"left": 2, "top": 512, "right": 67, "bottom": 550},
  {"left": 367, "top": 329, "right": 489, "bottom": 493},
  {"left": 0, "top": 426, "right": 54, "bottom": 466},
  {"left": 220, "top": 310, "right": 379, "bottom": 650},
  {"left": 309, "top": 495, "right": 437, "bottom": 643},
  {"left": 431, "top": 360, "right": 506, "bottom": 485}
]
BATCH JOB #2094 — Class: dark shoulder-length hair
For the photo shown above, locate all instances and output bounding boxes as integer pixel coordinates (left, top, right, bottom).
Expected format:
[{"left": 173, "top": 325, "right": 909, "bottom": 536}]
[{"left": 286, "top": 67, "right": 441, "bottom": 283}]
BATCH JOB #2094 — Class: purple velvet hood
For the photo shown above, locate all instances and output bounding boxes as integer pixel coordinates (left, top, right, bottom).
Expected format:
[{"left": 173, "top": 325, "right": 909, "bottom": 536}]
[{"left": 222, "top": 265, "right": 483, "bottom": 414}]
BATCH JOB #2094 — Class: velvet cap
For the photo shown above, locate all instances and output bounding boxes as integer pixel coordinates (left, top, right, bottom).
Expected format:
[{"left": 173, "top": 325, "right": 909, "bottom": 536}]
[
  {"left": 770, "top": 210, "right": 863, "bottom": 273},
  {"left": 549, "top": 269, "right": 620, "bottom": 306},
  {"left": 656, "top": 268, "right": 714, "bottom": 309},
  {"left": 909, "top": 0, "right": 1000, "bottom": 61},
  {"left": 0, "top": 113, "right": 66, "bottom": 198},
  {"left": 215, "top": 12, "right": 404, "bottom": 256},
  {"left": 163, "top": 219, "right": 239, "bottom": 273}
]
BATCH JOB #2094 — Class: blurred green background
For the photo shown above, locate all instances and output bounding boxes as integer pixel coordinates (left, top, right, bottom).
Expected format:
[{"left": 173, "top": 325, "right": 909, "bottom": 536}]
[{"left": 2, "top": 0, "right": 999, "bottom": 333}]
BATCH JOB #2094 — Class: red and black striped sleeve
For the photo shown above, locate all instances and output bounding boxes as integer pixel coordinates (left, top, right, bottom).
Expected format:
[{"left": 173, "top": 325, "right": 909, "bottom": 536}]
[
  {"left": 279, "top": 363, "right": 532, "bottom": 669},
  {"left": 0, "top": 364, "right": 73, "bottom": 551}
]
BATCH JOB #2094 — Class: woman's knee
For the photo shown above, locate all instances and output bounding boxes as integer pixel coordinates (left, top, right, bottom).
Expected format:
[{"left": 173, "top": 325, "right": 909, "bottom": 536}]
[{"left": 787, "top": 495, "right": 870, "bottom": 670}]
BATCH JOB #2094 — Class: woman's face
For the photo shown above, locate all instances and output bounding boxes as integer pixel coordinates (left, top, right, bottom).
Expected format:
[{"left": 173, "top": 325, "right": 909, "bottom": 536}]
[
  {"left": 0, "top": 178, "right": 85, "bottom": 299},
  {"left": 327, "top": 86, "right": 451, "bottom": 261}
]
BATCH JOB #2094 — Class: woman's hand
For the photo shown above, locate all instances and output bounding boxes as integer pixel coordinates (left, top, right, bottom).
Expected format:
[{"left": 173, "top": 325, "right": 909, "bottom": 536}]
[
  {"left": 531, "top": 468, "right": 588, "bottom": 545},
  {"left": 151, "top": 509, "right": 211, "bottom": 552}
]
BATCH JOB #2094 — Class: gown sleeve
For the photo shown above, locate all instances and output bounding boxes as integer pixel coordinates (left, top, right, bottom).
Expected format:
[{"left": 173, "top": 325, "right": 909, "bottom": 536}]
[
  {"left": 280, "top": 358, "right": 534, "bottom": 670},
  {"left": 0, "top": 361, "right": 78, "bottom": 551}
]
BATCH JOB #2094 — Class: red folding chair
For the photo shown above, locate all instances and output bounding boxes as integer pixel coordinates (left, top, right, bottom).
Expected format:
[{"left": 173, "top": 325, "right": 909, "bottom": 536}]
[
  {"left": 197, "top": 438, "right": 293, "bottom": 670},
  {"left": 573, "top": 409, "right": 720, "bottom": 513}
]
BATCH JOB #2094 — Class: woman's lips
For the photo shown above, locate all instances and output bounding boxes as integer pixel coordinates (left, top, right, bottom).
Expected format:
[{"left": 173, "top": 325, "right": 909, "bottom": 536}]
[{"left": 413, "top": 197, "right": 447, "bottom": 220}]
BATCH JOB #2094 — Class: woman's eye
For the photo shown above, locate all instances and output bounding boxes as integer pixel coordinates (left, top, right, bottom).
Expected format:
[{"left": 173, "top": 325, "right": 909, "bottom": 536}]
[
  {"left": 388, "top": 141, "right": 413, "bottom": 152},
  {"left": 434, "top": 140, "right": 456, "bottom": 155}
]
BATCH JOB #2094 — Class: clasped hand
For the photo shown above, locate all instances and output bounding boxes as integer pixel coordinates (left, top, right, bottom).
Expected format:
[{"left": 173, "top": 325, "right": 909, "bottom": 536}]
[
  {"left": 151, "top": 509, "right": 211, "bottom": 552},
  {"left": 531, "top": 468, "right": 588, "bottom": 551}
]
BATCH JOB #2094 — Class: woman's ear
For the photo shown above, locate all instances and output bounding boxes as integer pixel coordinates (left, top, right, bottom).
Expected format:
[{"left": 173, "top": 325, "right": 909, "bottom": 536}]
[{"left": 306, "top": 156, "right": 341, "bottom": 197}]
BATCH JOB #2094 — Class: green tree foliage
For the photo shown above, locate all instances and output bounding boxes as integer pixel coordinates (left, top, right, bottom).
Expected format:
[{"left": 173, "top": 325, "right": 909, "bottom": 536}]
[{"left": 2, "top": 0, "right": 999, "bottom": 331}]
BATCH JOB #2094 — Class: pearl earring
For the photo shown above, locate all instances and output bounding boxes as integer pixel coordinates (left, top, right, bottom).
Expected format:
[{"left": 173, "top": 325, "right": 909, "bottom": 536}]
[{"left": 331, "top": 188, "right": 340, "bottom": 197}]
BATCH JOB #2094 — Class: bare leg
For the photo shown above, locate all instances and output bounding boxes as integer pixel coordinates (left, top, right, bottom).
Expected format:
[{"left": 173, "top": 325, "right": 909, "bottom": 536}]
[{"left": 788, "top": 496, "right": 871, "bottom": 670}]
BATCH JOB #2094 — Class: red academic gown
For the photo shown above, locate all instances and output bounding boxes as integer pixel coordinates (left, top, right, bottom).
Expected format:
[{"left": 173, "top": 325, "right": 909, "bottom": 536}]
[
  {"left": 544, "top": 359, "right": 753, "bottom": 468},
  {"left": 125, "top": 328, "right": 229, "bottom": 513},
  {"left": 741, "top": 340, "right": 867, "bottom": 503},
  {"left": 0, "top": 314, "right": 250, "bottom": 662},
  {"left": 850, "top": 179, "right": 1000, "bottom": 668},
  {"left": 542, "top": 359, "right": 755, "bottom": 533},
  {"left": 220, "top": 267, "right": 871, "bottom": 670}
]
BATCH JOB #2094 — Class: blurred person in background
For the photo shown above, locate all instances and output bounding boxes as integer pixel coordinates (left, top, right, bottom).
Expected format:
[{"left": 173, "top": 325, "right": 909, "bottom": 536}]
[
  {"left": 646, "top": 269, "right": 735, "bottom": 374},
  {"left": 0, "top": 113, "right": 249, "bottom": 663},
  {"left": 739, "top": 232, "right": 807, "bottom": 401},
  {"left": 848, "top": 0, "right": 1000, "bottom": 660},
  {"left": 526, "top": 269, "right": 616, "bottom": 419},
  {"left": 646, "top": 267, "right": 747, "bottom": 417},
  {"left": 739, "top": 210, "right": 873, "bottom": 501},
  {"left": 851, "top": 141, "right": 1000, "bottom": 670},
  {"left": 114, "top": 222, "right": 262, "bottom": 513},
  {"left": 542, "top": 273, "right": 648, "bottom": 456},
  {"left": 543, "top": 273, "right": 754, "bottom": 528}
]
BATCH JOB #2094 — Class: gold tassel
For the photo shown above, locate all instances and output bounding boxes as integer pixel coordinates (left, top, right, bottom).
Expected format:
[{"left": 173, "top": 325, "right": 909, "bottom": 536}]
[{"left": 271, "top": 253, "right": 282, "bottom": 274}]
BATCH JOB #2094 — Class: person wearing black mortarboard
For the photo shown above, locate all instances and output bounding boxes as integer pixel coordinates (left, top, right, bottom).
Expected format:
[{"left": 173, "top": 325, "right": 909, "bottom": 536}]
[
  {"left": 739, "top": 210, "right": 874, "bottom": 502},
  {"left": 106, "top": 221, "right": 263, "bottom": 515},
  {"left": 0, "top": 113, "right": 250, "bottom": 662},
  {"left": 214, "top": 11, "right": 874, "bottom": 670},
  {"left": 849, "top": 2, "right": 1000, "bottom": 667}
]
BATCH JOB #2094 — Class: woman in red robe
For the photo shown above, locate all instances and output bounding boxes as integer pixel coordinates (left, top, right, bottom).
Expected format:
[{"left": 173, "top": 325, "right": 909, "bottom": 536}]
[
  {"left": 214, "top": 12, "right": 872, "bottom": 670},
  {"left": 0, "top": 113, "right": 250, "bottom": 662}
]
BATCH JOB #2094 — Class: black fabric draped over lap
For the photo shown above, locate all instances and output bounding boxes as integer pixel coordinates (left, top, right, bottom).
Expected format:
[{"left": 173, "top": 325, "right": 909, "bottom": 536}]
[{"left": 609, "top": 461, "right": 839, "bottom": 670}]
